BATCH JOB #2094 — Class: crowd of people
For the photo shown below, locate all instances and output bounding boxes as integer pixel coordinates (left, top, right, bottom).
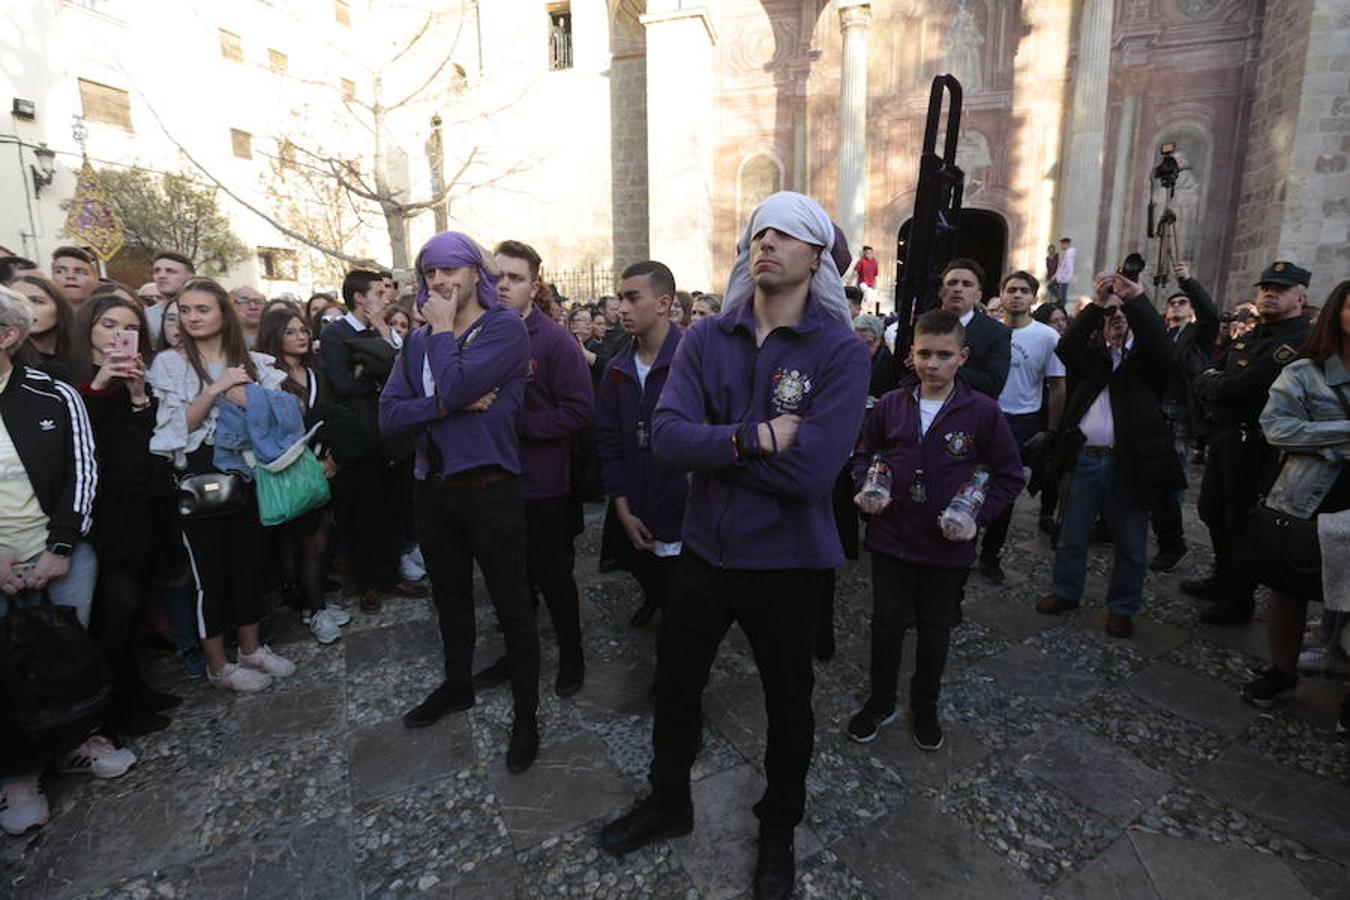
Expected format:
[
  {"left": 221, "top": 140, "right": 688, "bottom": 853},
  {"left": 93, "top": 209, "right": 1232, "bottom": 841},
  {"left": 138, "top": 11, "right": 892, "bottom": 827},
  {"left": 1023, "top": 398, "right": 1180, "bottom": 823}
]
[{"left": 0, "top": 197, "right": 1346, "bottom": 898}]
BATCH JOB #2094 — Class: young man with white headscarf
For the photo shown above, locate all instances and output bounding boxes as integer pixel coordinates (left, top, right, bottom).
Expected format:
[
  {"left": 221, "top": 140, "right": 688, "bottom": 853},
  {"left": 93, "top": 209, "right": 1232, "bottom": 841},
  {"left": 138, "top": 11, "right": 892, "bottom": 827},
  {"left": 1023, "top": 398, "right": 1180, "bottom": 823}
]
[{"left": 599, "top": 193, "right": 870, "bottom": 899}]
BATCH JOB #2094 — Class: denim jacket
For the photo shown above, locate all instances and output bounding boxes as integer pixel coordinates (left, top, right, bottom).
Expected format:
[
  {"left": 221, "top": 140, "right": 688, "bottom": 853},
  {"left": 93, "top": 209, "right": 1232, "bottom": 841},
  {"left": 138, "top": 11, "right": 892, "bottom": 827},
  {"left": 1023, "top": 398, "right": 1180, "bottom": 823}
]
[{"left": 1259, "top": 356, "right": 1350, "bottom": 518}]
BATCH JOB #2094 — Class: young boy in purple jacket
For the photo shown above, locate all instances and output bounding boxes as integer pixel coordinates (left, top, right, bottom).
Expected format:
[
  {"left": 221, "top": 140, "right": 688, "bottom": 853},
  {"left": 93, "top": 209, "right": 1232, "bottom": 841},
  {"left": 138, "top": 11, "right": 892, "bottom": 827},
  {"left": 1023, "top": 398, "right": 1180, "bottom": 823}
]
[
  {"left": 378, "top": 231, "right": 541, "bottom": 775},
  {"left": 600, "top": 193, "right": 870, "bottom": 900},
  {"left": 471, "top": 240, "right": 595, "bottom": 699},
  {"left": 849, "top": 309, "right": 1023, "bottom": 751},
  {"left": 595, "top": 261, "right": 686, "bottom": 627}
]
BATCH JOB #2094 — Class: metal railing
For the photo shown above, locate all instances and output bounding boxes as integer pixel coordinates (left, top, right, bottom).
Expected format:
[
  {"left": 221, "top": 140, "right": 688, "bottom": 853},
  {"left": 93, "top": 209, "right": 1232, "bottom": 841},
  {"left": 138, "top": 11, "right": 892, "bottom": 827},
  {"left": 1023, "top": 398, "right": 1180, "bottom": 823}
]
[{"left": 543, "top": 265, "right": 614, "bottom": 303}]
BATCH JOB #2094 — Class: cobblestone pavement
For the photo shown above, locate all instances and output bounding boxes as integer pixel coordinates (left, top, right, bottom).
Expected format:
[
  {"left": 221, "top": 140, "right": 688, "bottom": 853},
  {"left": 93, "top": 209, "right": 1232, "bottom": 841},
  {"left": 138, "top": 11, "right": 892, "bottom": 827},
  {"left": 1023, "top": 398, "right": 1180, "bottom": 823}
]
[{"left": 3, "top": 484, "right": 1348, "bottom": 899}]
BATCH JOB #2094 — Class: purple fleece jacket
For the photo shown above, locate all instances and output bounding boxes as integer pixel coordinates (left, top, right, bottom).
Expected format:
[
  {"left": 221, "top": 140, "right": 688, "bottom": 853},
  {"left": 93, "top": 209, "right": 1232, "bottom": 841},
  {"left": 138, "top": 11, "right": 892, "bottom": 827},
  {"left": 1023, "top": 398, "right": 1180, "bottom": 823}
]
[
  {"left": 519, "top": 308, "right": 595, "bottom": 499},
  {"left": 851, "top": 380, "right": 1024, "bottom": 568},
  {"left": 651, "top": 295, "right": 870, "bottom": 570},
  {"left": 596, "top": 324, "right": 686, "bottom": 542},
  {"left": 378, "top": 304, "right": 529, "bottom": 479}
]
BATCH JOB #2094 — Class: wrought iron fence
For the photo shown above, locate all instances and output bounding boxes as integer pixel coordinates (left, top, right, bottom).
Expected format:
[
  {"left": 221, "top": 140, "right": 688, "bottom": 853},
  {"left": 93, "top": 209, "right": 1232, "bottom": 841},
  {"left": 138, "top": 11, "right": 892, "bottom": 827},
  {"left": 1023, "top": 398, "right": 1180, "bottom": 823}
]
[{"left": 543, "top": 265, "right": 615, "bottom": 304}]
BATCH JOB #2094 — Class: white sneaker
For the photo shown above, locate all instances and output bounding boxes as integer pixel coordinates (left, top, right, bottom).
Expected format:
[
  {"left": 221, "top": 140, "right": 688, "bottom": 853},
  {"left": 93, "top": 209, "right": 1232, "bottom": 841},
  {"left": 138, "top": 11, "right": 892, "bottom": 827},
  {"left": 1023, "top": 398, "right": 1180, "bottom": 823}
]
[
  {"left": 309, "top": 609, "right": 342, "bottom": 645},
  {"left": 323, "top": 603, "right": 352, "bottom": 627},
  {"left": 208, "top": 662, "right": 273, "bottom": 693},
  {"left": 0, "top": 775, "right": 48, "bottom": 835},
  {"left": 400, "top": 550, "right": 426, "bottom": 582},
  {"left": 239, "top": 645, "right": 297, "bottom": 678},
  {"left": 56, "top": 735, "right": 137, "bottom": 779},
  {"left": 1298, "top": 647, "right": 1344, "bottom": 674}
]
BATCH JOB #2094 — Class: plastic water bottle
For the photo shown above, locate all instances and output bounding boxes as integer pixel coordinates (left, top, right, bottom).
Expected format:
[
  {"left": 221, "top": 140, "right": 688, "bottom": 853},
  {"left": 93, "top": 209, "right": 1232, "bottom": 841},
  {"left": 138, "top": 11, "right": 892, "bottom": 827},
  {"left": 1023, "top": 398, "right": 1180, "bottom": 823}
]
[
  {"left": 940, "top": 466, "right": 990, "bottom": 540},
  {"left": 860, "top": 452, "right": 892, "bottom": 503}
]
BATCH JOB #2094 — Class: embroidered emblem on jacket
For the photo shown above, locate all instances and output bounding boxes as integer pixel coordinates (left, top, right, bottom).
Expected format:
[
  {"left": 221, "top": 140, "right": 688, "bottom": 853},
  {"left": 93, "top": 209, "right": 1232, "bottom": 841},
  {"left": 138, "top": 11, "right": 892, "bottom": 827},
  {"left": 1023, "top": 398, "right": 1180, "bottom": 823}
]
[
  {"left": 770, "top": 368, "right": 812, "bottom": 414},
  {"left": 38, "top": 419, "right": 57, "bottom": 432},
  {"left": 943, "top": 430, "right": 974, "bottom": 458}
]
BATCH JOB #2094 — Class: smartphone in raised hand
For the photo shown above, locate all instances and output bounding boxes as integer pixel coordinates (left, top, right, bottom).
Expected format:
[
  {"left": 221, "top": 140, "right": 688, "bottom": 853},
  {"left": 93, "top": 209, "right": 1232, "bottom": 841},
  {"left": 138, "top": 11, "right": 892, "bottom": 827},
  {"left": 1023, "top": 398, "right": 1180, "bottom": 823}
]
[{"left": 112, "top": 330, "right": 139, "bottom": 358}]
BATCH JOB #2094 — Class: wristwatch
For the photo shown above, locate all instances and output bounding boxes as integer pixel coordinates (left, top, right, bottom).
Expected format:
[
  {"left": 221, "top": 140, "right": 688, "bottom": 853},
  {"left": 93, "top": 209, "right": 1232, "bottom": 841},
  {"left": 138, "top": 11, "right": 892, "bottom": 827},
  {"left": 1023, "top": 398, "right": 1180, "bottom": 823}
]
[{"left": 47, "top": 541, "right": 74, "bottom": 558}]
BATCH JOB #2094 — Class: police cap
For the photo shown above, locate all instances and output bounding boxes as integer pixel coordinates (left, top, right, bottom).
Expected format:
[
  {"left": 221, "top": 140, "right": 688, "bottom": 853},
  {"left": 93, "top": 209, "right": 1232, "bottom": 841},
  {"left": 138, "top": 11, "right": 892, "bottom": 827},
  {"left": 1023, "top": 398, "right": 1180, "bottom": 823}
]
[{"left": 1255, "top": 261, "right": 1311, "bottom": 288}]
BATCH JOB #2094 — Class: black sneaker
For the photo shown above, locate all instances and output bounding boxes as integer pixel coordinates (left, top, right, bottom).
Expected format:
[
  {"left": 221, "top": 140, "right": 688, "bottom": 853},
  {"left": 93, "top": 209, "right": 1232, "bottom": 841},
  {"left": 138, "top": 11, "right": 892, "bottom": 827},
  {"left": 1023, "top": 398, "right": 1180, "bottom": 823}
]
[
  {"left": 555, "top": 656, "right": 585, "bottom": 699},
  {"left": 402, "top": 683, "right": 474, "bottom": 728},
  {"left": 473, "top": 655, "right": 511, "bottom": 690},
  {"left": 1241, "top": 668, "right": 1298, "bottom": 708},
  {"left": 753, "top": 829, "right": 795, "bottom": 900},
  {"left": 912, "top": 708, "right": 944, "bottom": 751},
  {"left": 1149, "top": 545, "right": 1189, "bottom": 573},
  {"left": 506, "top": 717, "right": 539, "bottom": 774},
  {"left": 846, "top": 702, "right": 897, "bottom": 743},
  {"left": 598, "top": 795, "right": 694, "bottom": 855},
  {"left": 979, "top": 559, "right": 1006, "bottom": 585},
  {"left": 1037, "top": 515, "right": 1056, "bottom": 535},
  {"left": 1200, "top": 602, "right": 1253, "bottom": 626},
  {"left": 1180, "top": 575, "right": 1224, "bottom": 599},
  {"left": 630, "top": 602, "right": 659, "bottom": 627},
  {"left": 1338, "top": 696, "right": 1349, "bottom": 739},
  {"left": 814, "top": 625, "right": 836, "bottom": 663}
]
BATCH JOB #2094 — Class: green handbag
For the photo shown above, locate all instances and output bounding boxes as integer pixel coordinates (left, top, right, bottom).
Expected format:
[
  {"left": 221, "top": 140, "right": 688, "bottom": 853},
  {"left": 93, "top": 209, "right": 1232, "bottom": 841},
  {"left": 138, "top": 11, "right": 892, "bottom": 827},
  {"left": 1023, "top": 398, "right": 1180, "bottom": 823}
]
[{"left": 252, "top": 434, "right": 332, "bottom": 527}]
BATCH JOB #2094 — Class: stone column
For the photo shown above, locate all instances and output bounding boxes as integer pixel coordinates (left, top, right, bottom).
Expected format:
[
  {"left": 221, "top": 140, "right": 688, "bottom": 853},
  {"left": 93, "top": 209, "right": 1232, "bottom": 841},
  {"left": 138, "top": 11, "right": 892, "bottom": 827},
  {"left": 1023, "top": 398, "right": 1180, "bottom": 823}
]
[
  {"left": 1054, "top": 0, "right": 1115, "bottom": 290},
  {"left": 1104, "top": 73, "right": 1145, "bottom": 270},
  {"left": 641, "top": 5, "right": 717, "bottom": 290},
  {"left": 836, "top": 1, "right": 871, "bottom": 253}
]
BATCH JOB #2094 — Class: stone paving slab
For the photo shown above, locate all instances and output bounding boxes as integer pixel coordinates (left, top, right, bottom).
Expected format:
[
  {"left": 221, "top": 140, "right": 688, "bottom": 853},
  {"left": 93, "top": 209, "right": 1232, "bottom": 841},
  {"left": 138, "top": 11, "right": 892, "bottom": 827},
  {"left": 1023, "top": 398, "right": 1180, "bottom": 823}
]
[
  {"left": 834, "top": 795, "right": 1041, "bottom": 899},
  {"left": 677, "top": 764, "right": 823, "bottom": 900},
  {"left": 491, "top": 732, "right": 634, "bottom": 850},
  {"left": 1125, "top": 661, "right": 1258, "bottom": 739},
  {"left": 1190, "top": 744, "right": 1350, "bottom": 867},
  {"left": 1050, "top": 835, "right": 1161, "bottom": 900},
  {"left": 973, "top": 642, "right": 1105, "bottom": 713},
  {"left": 1012, "top": 725, "right": 1175, "bottom": 825},
  {"left": 349, "top": 713, "right": 475, "bottom": 805},
  {"left": 1130, "top": 830, "right": 1314, "bottom": 900}
]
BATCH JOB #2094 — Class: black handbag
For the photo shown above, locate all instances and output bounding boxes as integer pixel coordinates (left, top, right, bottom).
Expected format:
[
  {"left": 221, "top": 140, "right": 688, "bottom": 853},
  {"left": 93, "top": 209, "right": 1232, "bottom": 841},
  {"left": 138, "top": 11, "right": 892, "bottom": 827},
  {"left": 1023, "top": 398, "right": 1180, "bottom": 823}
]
[
  {"left": 0, "top": 593, "right": 112, "bottom": 736},
  {"left": 177, "top": 472, "right": 247, "bottom": 520},
  {"left": 1241, "top": 374, "right": 1350, "bottom": 596},
  {"left": 1243, "top": 502, "right": 1321, "bottom": 596}
]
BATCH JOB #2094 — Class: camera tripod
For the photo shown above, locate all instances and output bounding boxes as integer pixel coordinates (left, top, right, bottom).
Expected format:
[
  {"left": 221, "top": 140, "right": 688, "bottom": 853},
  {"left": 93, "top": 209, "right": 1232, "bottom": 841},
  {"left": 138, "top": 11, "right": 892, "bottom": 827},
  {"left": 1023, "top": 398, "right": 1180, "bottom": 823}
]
[{"left": 1151, "top": 206, "right": 1181, "bottom": 288}]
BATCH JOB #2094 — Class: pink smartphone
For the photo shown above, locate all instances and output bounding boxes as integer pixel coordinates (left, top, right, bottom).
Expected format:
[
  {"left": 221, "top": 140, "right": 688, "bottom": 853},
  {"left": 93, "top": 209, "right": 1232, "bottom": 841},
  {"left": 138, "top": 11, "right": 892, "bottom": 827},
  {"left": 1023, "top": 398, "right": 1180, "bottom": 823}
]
[{"left": 113, "top": 330, "right": 139, "bottom": 357}]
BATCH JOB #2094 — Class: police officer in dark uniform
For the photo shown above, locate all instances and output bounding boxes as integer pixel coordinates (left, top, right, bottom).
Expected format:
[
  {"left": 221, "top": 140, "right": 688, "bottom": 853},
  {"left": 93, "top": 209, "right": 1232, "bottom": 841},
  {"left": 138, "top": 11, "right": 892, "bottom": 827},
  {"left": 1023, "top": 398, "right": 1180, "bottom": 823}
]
[{"left": 1182, "top": 261, "right": 1313, "bottom": 624}]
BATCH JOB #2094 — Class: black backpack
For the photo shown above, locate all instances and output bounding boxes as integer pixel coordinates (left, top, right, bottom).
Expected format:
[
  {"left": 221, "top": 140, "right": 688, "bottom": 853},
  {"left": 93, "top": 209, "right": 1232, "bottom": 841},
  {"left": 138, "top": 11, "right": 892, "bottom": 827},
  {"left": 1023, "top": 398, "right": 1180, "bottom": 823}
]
[{"left": 0, "top": 595, "right": 112, "bottom": 737}]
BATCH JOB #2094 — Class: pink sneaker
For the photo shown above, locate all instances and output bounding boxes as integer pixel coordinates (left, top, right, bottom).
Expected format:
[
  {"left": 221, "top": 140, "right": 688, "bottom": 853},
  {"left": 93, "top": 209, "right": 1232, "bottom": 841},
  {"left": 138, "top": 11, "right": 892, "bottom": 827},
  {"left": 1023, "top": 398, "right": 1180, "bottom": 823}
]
[
  {"left": 0, "top": 775, "right": 49, "bottom": 835},
  {"left": 56, "top": 735, "right": 137, "bottom": 779}
]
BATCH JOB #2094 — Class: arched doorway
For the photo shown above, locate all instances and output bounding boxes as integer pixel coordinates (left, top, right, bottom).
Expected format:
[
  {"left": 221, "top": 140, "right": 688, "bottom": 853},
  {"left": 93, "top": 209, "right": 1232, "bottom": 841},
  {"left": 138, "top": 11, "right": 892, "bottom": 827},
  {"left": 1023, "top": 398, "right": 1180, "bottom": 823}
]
[{"left": 896, "top": 208, "right": 1009, "bottom": 300}]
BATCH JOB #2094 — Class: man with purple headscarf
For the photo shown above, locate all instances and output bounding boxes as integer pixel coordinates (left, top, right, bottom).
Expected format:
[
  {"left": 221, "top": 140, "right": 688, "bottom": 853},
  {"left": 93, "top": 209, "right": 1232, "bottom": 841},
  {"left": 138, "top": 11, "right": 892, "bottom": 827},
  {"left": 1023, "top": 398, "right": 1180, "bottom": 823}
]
[
  {"left": 599, "top": 193, "right": 870, "bottom": 899},
  {"left": 379, "top": 231, "right": 542, "bottom": 774}
]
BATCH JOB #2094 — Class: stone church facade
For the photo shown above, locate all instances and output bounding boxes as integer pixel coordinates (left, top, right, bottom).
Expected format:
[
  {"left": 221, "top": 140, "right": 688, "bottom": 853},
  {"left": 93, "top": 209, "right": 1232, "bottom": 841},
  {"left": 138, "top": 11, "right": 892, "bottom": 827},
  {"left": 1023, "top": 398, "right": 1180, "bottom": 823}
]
[{"left": 605, "top": 0, "right": 1348, "bottom": 307}]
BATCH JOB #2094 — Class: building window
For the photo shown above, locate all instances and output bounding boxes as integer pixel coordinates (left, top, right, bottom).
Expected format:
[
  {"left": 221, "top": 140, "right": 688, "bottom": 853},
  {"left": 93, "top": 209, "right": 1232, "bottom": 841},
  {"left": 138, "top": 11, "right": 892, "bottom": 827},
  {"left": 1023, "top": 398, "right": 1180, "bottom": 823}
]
[
  {"left": 258, "top": 247, "right": 299, "bottom": 280},
  {"left": 340, "top": 77, "right": 356, "bottom": 101},
  {"left": 335, "top": 0, "right": 351, "bottom": 26},
  {"left": 548, "top": 3, "right": 573, "bottom": 71},
  {"left": 230, "top": 128, "right": 253, "bottom": 159},
  {"left": 77, "top": 78, "right": 133, "bottom": 131},
  {"left": 219, "top": 28, "right": 243, "bottom": 62},
  {"left": 268, "top": 49, "right": 289, "bottom": 73}
]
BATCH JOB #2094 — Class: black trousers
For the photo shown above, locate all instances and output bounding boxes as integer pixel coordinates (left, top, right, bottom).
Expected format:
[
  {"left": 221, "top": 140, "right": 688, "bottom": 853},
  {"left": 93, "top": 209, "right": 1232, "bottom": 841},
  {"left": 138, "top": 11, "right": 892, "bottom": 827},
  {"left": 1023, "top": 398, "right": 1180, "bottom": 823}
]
[
  {"left": 416, "top": 476, "right": 539, "bottom": 719},
  {"left": 650, "top": 551, "right": 826, "bottom": 835},
  {"left": 1197, "top": 428, "right": 1267, "bottom": 605},
  {"left": 980, "top": 412, "right": 1042, "bottom": 564},
  {"left": 333, "top": 455, "right": 403, "bottom": 591},
  {"left": 867, "top": 552, "right": 967, "bottom": 714},
  {"left": 629, "top": 550, "right": 679, "bottom": 610},
  {"left": 525, "top": 497, "right": 582, "bottom": 661},
  {"left": 181, "top": 493, "right": 267, "bottom": 640}
]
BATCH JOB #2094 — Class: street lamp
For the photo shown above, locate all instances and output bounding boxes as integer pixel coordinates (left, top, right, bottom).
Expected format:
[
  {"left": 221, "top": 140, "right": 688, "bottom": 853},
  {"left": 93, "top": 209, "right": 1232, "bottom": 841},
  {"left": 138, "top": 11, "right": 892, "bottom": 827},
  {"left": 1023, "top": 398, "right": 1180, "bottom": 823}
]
[{"left": 30, "top": 143, "right": 56, "bottom": 197}]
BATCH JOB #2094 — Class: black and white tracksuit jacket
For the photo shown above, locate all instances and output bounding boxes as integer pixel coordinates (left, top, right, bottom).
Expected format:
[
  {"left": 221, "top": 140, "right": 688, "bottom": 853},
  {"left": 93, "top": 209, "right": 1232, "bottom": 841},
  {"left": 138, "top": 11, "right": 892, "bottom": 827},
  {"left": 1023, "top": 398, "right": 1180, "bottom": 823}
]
[{"left": 0, "top": 363, "right": 97, "bottom": 549}]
